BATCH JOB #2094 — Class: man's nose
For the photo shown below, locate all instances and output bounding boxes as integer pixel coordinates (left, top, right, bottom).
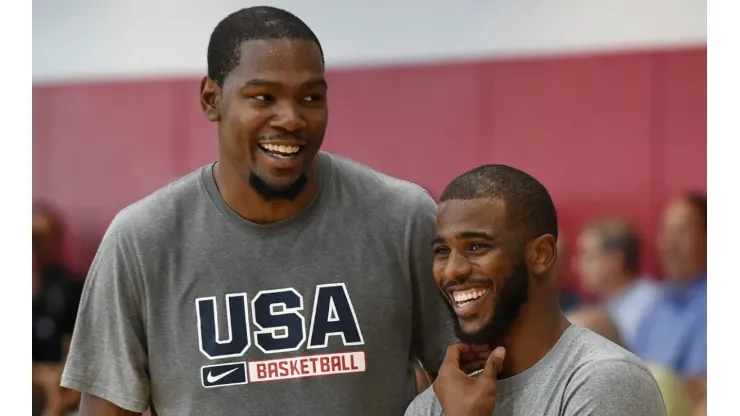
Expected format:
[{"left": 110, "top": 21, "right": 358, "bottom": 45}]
[
  {"left": 270, "top": 101, "right": 308, "bottom": 132},
  {"left": 442, "top": 251, "right": 473, "bottom": 282}
]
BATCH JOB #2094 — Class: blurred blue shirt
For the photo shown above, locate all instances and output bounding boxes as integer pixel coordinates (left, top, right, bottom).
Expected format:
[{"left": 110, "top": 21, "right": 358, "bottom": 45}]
[
  {"left": 632, "top": 271, "right": 707, "bottom": 377},
  {"left": 604, "top": 277, "right": 661, "bottom": 351}
]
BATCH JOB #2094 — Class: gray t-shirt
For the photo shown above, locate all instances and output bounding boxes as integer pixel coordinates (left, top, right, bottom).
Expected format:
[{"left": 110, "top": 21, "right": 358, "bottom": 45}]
[
  {"left": 61, "top": 152, "right": 455, "bottom": 415},
  {"left": 405, "top": 325, "right": 667, "bottom": 416}
]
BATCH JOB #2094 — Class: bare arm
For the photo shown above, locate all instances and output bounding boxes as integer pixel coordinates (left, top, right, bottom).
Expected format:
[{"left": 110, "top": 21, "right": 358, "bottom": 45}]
[{"left": 79, "top": 394, "right": 141, "bottom": 416}]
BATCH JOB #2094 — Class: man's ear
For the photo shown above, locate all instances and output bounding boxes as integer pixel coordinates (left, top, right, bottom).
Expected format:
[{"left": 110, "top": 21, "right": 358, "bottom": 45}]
[
  {"left": 527, "top": 234, "right": 557, "bottom": 276},
  {"left": 200, "top": 76, "right": 221, "bottom": 122}
]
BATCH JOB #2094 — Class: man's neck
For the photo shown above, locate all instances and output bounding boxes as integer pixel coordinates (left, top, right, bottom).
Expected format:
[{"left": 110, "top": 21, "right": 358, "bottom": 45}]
[
  {"left": 214, "top": 158, "right": 321, "bottom": 224},
  {"left": 499, "top": 290, "right": 570, "bottom": 379}
]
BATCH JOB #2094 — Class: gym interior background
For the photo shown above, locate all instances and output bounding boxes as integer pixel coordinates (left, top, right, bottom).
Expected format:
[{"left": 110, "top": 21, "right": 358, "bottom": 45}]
[{"left": 33, "top": 0, "right": 706, "bottom": 279}]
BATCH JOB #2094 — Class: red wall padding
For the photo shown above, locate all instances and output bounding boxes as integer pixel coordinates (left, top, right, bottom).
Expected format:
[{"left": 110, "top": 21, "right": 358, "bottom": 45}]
[{"left": 32, "top": 47, "right": 706, "bottom": 280}]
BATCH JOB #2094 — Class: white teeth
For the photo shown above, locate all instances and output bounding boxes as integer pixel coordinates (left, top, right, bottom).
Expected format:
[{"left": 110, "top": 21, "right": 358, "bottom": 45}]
[
  {"left": 452, "top": 288, "right": 487, "bottom": 304},
  {"left": 261, "top": 143, "right": 300, "bottom": 154}
]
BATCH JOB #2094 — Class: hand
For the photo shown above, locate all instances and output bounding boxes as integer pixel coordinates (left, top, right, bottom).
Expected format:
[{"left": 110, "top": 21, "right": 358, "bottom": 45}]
[{"left": 433, "top": 344, "right": 506, "bottom": 416}]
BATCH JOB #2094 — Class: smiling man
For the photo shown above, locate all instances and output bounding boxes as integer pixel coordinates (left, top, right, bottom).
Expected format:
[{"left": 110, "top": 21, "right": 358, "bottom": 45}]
[
  {"left": 405, "top": 165, "right": 666, "bottom": 416},
  {"left": 60, "top": 6, "right": 453, "bottom": 416}
]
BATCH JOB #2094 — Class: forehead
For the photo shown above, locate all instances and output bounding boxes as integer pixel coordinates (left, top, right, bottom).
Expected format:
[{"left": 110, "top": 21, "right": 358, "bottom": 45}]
[
  {"left": 227, "top": 38, "right": 324, "bottom": 85},
  {"left": 577, "top": 230, "right": 603, "bottom": 250},
  {"left": 437, "top": 199, "right": 506, "bottom": 235},
  {"left": 662, "top": 199, "right": 702, "bottom": 228}
]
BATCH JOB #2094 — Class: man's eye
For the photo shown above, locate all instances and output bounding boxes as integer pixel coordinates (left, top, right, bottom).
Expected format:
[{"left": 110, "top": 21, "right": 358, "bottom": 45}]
[
  {"left": 433, "top": 247, "right": 450, "bottom": 255},
  {"left": 250, "top": 95, "right": 274, "bottom": 102},
  {"left": 469, "top": 243, "right": 490, "bottom": 252}
]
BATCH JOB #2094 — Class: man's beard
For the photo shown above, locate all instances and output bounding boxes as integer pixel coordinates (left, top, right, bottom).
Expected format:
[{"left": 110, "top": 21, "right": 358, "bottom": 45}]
[
  {"left": 249, "top": 171, "right": 308, "bottom": 201},
  {"left": 445, "top": 257, "right": 530, "bottom": 349}
]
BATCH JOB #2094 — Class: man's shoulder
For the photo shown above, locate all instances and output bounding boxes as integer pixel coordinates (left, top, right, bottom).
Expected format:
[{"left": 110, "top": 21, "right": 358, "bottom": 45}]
[
  {"left": 107, "top": 167, "right": 206, "bottom": 240},
  {"left": 404, "top": 386, "right": 443, "bottom": 416},
  {"left": 110, "top": 168, "right": 203, "bottom": 226},
  {"left": 567, "top": 327, "right": 659, "bottom": 389},
  {"left": 326, "top": 152, "right": 435, "bottom": 209},
  {"left": 569, "top": 326, "right": 650, "bottom": 369},
  {"left": 561, "top": 328, "right": 666, "bottom": 414}
]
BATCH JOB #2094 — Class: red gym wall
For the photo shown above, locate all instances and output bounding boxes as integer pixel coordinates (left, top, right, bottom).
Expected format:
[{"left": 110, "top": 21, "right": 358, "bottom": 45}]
[{"left": 32, "top": 47, "right": 706, "bottom": 279}]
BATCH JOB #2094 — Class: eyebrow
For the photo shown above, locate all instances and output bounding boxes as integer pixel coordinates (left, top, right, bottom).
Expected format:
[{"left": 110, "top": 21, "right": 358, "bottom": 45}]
[
  {"left": 242, "top": 77, "right": 328, "bottom": 89},
  {"left": 431, "top": 230, "right": 496, "bottom": 247}
]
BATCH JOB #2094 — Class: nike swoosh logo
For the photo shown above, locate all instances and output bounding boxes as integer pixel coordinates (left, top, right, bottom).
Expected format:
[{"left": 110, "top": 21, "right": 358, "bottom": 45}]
[{"left": 206, "top": 368, "right": 239, "bottom": 383}]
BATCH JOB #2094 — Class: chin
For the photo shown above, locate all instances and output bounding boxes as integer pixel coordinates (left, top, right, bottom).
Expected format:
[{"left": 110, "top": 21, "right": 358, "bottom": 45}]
[
  {"left": 453, "top": 317, "right": 500, "bottom": 347},
  {"left": 457, "top": 311, "right": 491, "bottom": 331},
  {"left": 249, "top": 170, "right": 309, "bottom": 202},
  {"left": 266, "top": 175, "right": 303, "bottom": 188}
]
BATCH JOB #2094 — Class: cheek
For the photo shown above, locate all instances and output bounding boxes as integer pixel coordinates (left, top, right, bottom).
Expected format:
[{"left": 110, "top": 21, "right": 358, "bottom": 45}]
[
  {"left": 306, "top": 110, "right": 328, "bottom": 140},
  {"left": 474, "top": 254, "right": 511, "bottom": 280},
  {"left": 221, "top": 111, "right": 262, "bottom": 154},
  {"left": 432, "top": 260, "right": 445, "bottom": 285}
]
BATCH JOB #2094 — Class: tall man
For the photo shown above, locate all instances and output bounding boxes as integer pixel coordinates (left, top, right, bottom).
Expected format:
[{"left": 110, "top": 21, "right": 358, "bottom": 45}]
[
  {"left": 405, "top": 165, "right": 665, "bottom": 416},
  {"left": 61, "top": 6, "right": 453, "bottom": 415}
]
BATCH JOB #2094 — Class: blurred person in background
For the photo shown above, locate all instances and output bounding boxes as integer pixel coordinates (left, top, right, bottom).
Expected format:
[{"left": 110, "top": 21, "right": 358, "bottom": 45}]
[
  {"left": 554, "top": 230, "right": 583, "bottom": 313},
  {"left": 33, "top": 235, "right": 80, "bottom": 416},
  {"left": 692, "top": 397, "right": 706, "bottom": 416},
  {"left": 32, "top": 203, "right": 83, "bottom": 415},
  {"left": 60, "top": 6, "right": 453, "bottom": 416},
  {"left": 567, "top": 306, "right": 693, "bottom": 416},
  {"left": 575, "top": 218, "right": 659, "bottom": 350},
  {"left": 405, "top": 165, "right": 665, "bottom": 416},
  {"left": 633, "top": 193, "right": 707, "bottom": 380},
  {"left": 33, "top": 201, "right": 83, "bottom": 279},
  {"left": 32, "top": 201, "right": 84, "bottom": 334}
]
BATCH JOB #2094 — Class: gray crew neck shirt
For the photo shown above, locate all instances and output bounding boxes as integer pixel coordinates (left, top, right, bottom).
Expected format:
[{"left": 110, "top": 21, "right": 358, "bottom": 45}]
[
  {"left": 61, "top": 152, "right": 455, "bottom": 415},
  {"left": 405, "top": 325, "right": 667, "bottom": 416}
]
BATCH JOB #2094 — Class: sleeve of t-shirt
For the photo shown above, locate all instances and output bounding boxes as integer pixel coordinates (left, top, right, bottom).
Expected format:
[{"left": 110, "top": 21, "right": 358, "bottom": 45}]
[
  {"left": 564, "top": 359, "right": 667, "bottom": 416},
  {"left": 60, "top": 214, "right": 150, "bottom": 413},
  {"left": 408, "top": 190, "right": 457, "bottom": 372}
]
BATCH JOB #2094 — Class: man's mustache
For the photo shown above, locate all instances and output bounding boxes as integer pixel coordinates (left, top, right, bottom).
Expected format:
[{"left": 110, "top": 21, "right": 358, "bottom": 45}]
[{"left": 442, "top": 278, "right": 495, "bottom": 292}]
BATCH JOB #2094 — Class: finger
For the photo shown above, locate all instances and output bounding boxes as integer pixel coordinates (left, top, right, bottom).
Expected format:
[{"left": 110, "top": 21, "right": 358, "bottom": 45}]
[{"left": 481, "top": 347, "right": 506, "bottom": 379}]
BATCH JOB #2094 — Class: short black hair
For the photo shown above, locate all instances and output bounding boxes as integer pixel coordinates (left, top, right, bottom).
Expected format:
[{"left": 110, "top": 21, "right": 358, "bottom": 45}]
[
  {"left": 681, "top": 191, "right": 707, "bottom": 229},
  {"left": 582, "top": 218, "right": 641, "bottom": 272},
  {"left": 207, "top": 6, "right": 325, "bottom": 86},
  {"left": 440, "top": 165, "right": 558, "bottom": 242}
]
